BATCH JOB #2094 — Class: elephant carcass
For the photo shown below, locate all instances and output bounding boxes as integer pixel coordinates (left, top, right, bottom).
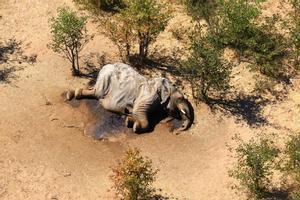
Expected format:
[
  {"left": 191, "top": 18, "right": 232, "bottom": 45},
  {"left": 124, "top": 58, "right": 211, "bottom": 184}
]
[{"left": 66, "top": 63, "right": 193, "bottom": 133}]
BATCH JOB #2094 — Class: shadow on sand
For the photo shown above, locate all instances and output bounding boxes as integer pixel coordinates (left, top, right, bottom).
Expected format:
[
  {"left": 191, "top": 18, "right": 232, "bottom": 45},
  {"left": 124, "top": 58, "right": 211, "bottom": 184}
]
[
  {"left": 0, "top": 38, "right": 37, "bottom": 83},
  {"left": 206, "top": 95, "right": 269, "bottom": 127}
]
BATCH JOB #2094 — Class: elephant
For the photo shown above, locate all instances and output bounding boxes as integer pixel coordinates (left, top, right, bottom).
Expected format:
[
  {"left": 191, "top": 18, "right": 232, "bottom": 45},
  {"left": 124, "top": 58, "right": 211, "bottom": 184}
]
[{"left": 66, "top": 63, "right": 194, "bottom": 133}]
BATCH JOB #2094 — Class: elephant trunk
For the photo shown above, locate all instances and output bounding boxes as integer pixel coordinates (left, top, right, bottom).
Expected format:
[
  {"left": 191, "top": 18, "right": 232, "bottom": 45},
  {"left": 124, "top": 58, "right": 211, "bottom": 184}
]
[{"left": 176, "top": 100, "right": 193, "bottom": 131}]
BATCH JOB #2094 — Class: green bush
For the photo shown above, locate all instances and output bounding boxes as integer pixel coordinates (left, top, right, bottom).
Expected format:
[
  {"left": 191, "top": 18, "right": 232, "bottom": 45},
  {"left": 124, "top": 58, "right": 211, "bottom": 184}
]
[
  {"left": 229, "top": 134, "right": 279, "bottom": 199},
  {"left": 283, "top": 133, "right": 300, "bottom": 199},
  {"left": 48, "top": 7, "right": 90, "bottom": 76},
  {"left": 110, "top": 147, "right": 158, "bottom": 200},
  {"left": 182, "top": 31, "right": 232, "bottom": 100},
  {"left": 184, "top": 0, "right": 288, "bottom": 83},
  {"left": 287, "top": 0, "right": 300, "bottom": 70},
  {"left": 290, "top": 20, "right": 300, "bottom": 70},
  {"left": 184, "top": 0, "right": 217, "bottom": 24},
  {"left": 214, "top": 0, "right": 261, "bottom": 49},
  {"left": 102, "top": 0, "right": 170, "bottom": 62},
  {"left": 101, "top": 13, "right": 134, "bottom": 62},
  {"left": 214, "top": 0, "right": 287, "bottom": 79},
  {"left": 243, "top": 16, "right": 287, "bottom": 79}
]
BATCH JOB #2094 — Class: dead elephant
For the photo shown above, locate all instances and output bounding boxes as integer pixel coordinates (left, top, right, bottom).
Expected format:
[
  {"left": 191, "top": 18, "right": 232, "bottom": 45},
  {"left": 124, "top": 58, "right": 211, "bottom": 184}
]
[{"left": 66, "top": 63, "right": 194, "bottom": 133}]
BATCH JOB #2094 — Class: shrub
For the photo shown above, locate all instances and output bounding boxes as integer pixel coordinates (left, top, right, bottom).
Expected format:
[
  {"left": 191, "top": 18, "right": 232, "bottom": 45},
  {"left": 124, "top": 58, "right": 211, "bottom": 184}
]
[
  {"left": 102, "top": 0, "right": 171, "bottom": 63},
  {"left": 290, "top": 20, "right": 300, "bottom": 70},
  {"left": 48, "top": 7, "right": 90, "bottom": 76},
  {"left": 182, "top": 33, "right": 232, "bottom": 101},
  {"left": 283, "top": 133, "right": 300, "bottom": 199},
  {"left": 217, "top": 0, "right": 287, "bottom": 79},
  {"left": 110, "top": 147, "right": 158, "bottom": 200},
  {"left": 101, "top": 13, "right": 134, "bottom": 62},
  {"left": 184, "top": 0, "right": 287, "bottom": 82},
  {"left": 73, "top": 0, "right": 125, "bottom": 13},
  {"left": 214, "top": 0, "right": 261, "bottom": 49},
  {"left": 184, "top": 0, "right": 217, "bottom": 24},
  {"left": 287, "top": 0, "right": 300, "bottom": 70},
  {"left": 229, "top": 134, "right": 279, "bottom": 199},
  {"left": 243, "top": 16, "right": 287, "bottom": 79}
]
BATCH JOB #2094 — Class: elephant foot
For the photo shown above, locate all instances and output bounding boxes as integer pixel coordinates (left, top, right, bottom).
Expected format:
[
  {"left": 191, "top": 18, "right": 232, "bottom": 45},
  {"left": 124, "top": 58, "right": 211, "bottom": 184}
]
[
  {"left": 125, "top": 116, "right": 134, "bottom": 128},
  {"left": 74, "top": 88, "right": 83, "bottom": 99},
  {"left": 66, "top": 88, "right": 83, "bottom": 100},
  {"left": 66, "top": 90, "right": 75, "bottom": 101}
]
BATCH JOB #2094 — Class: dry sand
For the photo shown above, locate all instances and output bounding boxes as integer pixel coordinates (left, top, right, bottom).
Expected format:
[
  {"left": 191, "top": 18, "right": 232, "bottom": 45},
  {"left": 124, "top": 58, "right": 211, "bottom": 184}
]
[{"left": 0, "top": 0, "right": 299, "bottom": 199}]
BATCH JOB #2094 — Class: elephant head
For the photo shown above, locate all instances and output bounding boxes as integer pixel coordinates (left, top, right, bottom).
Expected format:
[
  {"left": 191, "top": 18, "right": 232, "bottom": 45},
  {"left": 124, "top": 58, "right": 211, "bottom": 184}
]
[{"left": 159, "top": 79, "right": 194, "bottom": 131}]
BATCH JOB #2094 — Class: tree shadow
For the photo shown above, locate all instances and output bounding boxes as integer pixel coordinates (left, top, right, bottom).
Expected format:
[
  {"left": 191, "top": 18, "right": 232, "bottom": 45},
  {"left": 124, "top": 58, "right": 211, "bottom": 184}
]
[
  {"left": 0, "top": 38, "right": 37, "bottom": 83},
  {"left": 264, "top": 188, "right": 289, "bottom": 200},
  {"left": 125, "top": 46, "right": 185, "bottom": 80},
  {"left": 0, "top": 39, "right": 21, "bottom": 64},
  {"left": 0, "top": 67, "right": 18, "bottom": 84},
  {"left": 206, "top": 94, "right": 270, "bottom": 127},
  {"left": 151, "top": 190, "right": 183, "bottom": 200},
  {"left": 151, "top": 195, "right": 175, "bottom": 200}
]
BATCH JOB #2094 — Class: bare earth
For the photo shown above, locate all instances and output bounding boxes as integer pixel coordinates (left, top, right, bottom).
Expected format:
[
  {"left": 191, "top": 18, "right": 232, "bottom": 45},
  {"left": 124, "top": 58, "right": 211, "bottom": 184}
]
[{"left": 0, "top": 0, "right": 299, "bottom": 199}]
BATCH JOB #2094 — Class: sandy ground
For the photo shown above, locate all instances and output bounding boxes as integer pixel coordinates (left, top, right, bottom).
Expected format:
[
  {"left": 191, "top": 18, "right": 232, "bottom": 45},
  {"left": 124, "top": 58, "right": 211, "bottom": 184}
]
[{"left": 0, "top": 0, "right": 299, "bottom": 199}]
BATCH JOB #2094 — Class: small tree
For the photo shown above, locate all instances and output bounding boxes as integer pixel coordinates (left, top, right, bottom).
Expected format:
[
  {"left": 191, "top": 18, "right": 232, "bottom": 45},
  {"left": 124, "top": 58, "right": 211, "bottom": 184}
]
[
  {"left": 103, "top": 0, "right": 170, "bottom": 63},
  {"left": 229, "top": 134, "right": 279, "bottom": 199},
  {"left": 110, "top": 147, "right": 158, "bottom": 200},
  {"left": 101, "top": 11, "right": 134, "bottom": 62},
  {"left": 49, "top": 7, "right": 90, "bottom": 76},
  {"left": 182, "top": 33, "right": 232, "bottom": 101}
]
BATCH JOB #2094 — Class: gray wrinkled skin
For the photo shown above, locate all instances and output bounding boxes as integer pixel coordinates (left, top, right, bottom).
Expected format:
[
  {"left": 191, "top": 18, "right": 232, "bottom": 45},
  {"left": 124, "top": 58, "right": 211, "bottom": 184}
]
[{"left": 94, "top": 63, "right": 163, "bottom": 114}]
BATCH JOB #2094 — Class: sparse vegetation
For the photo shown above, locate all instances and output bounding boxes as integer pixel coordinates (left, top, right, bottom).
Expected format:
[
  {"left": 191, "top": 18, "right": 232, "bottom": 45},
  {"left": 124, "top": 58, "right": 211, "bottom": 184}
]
[
  {"left": 184, "top": 0, "right": 217, "bottom": 24},
  {"left": 213, "top": 0, "right": 287, "bottom": 80},
  {"left": 287, "top": 0, "right": 300, "bottom": 70},
  {"left": 229, "top": 134, "right": 279, "bottom": 199},
  {"left": 48, "top": 7, "right": 91, "bottom": 76},
  {"left": 282, "top": 133, "right": 300, "bottom": 200},
  {"left": 182, "top": 0, "right": 290, "bottom": 100},
  {"left": 182, "top": 32, "right": 232, "bottom": 100},
  {"left": 110, "top": 147, "right": 158, "bottom": 200}
]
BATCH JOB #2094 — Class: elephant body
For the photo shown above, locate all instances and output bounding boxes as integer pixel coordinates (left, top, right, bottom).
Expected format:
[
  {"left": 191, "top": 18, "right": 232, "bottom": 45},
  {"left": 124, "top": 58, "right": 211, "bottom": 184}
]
[
  {"left": 67, "top": 63, "right": 193, "bottom": 133},
  {"left": 93, "top": 63, "right": 161, "bottom": 114}
]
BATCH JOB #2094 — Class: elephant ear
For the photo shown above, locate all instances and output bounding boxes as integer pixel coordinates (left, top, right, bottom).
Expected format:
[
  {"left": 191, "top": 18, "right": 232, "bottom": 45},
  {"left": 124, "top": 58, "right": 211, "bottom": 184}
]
[{"left": 160, "top": 78, "right": 172, "bottom": 104}]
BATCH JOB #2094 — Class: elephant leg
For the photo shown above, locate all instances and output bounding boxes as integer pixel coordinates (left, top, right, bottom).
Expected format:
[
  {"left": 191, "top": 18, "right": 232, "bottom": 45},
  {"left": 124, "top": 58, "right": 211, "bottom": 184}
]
[{"left": 67, "top": 88, "right": 97, "bottom": 100}]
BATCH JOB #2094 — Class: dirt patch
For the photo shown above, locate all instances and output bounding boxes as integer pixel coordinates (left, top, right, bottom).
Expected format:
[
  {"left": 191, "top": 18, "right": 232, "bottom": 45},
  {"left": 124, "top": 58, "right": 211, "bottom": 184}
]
[{"left": 0, "top": 0, "right": 299, "bottom": 199}]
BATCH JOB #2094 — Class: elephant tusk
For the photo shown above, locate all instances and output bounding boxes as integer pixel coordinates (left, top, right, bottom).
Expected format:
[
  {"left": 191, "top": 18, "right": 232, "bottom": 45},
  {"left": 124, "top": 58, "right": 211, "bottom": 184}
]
[{"left": 180, "top": 109, "right": 186, "bottom": 115}]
